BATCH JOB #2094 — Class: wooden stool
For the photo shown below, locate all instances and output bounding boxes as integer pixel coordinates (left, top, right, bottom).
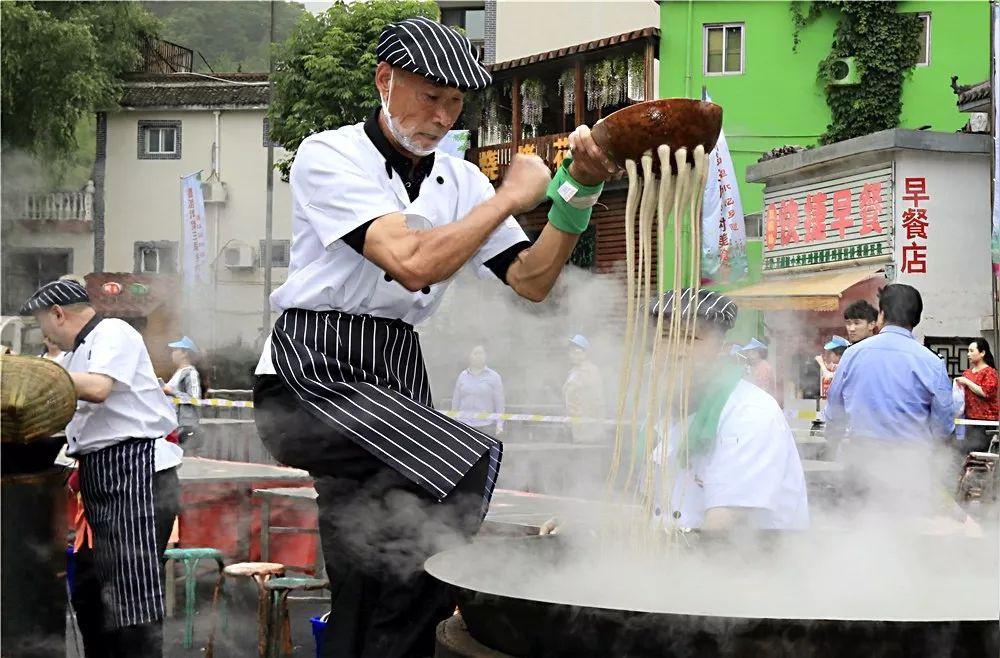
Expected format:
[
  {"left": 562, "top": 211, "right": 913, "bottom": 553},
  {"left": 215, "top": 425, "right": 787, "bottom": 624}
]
[
  {"left": 162, "top": 547, "right": 225, "bottom": 652},
  {"left": 223, "top": 562, "right": 286, "bottom": 658},
  {"left": 263, "top": 576, "right": 329, "bottom": 658}
]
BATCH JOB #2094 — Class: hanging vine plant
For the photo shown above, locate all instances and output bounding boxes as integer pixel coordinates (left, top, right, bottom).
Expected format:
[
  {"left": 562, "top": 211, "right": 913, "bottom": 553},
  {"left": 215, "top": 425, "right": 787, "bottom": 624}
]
[
  {"left": 558, "top": 69, "right": 575, "bottom": 115},
  {"left": 585, "top": 57, "right": 629, "bottom": 110},
  {"left": 790, "top": 1, "right": 922, "bottom": 145},
  {"left": 626, "top": 53, "right": 645, "bottom": 102},
  {"left": 520, "top": 78, "right": 547, "bottom": 134}
]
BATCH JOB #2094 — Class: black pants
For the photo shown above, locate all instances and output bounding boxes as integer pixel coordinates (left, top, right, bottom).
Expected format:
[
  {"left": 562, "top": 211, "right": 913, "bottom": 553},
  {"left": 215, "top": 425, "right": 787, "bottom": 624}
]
[
  {"left": 72, "top": 466, "right": 180, "bottom": 658},
  {"left": 254, "top": 375, "right": 489, "bottom": 658}
]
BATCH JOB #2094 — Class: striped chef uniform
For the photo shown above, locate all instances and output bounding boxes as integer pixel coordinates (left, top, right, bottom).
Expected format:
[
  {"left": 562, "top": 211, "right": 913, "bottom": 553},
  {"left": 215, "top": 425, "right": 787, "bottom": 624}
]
[
  {"left": 20, "top": 281, "right": 181, "bottom": 657},
  {"left": 252, "top": 17, "right": 540, "bottom": 658}
]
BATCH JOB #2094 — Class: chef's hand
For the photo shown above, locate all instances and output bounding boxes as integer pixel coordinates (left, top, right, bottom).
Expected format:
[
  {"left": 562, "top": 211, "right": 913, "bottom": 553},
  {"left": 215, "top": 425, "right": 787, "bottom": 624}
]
[
  {"left": 568, "top": 124, "right": 619, "bottom": 186},
  {"left": 538, "top": 516, "right": 560, "bottom": 536},
  {"left": 497, "top": 153, "right": 551, "bottom": 214}
]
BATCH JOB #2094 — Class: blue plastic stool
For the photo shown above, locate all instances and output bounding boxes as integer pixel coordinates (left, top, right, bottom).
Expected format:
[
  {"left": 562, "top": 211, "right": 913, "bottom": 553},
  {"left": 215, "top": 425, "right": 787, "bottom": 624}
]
[{"left": 163, "top": 547, "right": 226, "bottom": 651}]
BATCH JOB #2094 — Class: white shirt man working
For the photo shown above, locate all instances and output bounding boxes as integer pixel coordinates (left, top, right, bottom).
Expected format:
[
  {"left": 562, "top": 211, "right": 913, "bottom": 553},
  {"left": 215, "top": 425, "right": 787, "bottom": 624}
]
[
  {"left": 252, "top": 17, "right": 618, "bottom": 658},
  {"left": 649, "top": 289, "right": 809, "bottom": 533},
  {"left": 21, "top": 280, "right": 181, "bottom": 657}
]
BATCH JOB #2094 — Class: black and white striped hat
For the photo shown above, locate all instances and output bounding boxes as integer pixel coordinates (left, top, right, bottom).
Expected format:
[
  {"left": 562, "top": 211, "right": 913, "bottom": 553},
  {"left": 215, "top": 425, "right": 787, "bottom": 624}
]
[
  {"left": 20, "top": 280, "right": 90, "bottom": 315},
  {"left": 648, "top": 289, "right": 738, "bottom": 331},
  {"left": 376, "top": 16, "right": 491, "bottom": 92}
]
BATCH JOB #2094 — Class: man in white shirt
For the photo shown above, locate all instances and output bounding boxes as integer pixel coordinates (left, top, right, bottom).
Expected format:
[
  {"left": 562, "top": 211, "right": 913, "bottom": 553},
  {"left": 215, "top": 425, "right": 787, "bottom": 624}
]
[
  {"left": 253, "top": 17, "right": 617, "bottom": 658},
  {"left": 649, "top": 289, "right": 809, "bottom": 534},
  {"left": 21, "top": 280, "right": 181, "bottom": 657}
]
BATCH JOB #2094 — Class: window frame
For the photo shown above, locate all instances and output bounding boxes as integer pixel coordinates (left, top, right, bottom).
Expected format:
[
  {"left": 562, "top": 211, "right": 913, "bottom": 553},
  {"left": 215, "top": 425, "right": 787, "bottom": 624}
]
[
  {"left": 137, "top": 120, "right": 182, "bottom": 160},
  {"left": 916, "top": 13, "right": 931, "bottom": 67},
  {"left": 133, "top": 240, "right": 178, "bottom": 273},
  {"left": 703, "top": 23, "right": 745, "bottom": 77}
]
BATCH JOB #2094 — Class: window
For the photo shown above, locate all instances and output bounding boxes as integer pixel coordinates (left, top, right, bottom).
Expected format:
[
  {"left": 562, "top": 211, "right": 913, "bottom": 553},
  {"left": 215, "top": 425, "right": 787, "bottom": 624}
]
[
  {"left": 137, "top": 121, "right": 182, "bottom": 159},
  {"left": 258, "top": 239, "right": 291, "bottom": 267},
  {"left": 441, "top": 7, "right": 486, "bottom": 59},
  {"left": 704, "top": 24, "right": 744, "bottom": 76},
  {"left": 744, "top": 212, "right": 763, "bottom": 239},
  {"left": 916, "top": 13, "right": 931, "bottom": 66},
  {"left": 133, "top": 241, "right": 178, "bottom": 273},
  {"left": 1, "top": 249, "right": 72, "bottom": 315}
]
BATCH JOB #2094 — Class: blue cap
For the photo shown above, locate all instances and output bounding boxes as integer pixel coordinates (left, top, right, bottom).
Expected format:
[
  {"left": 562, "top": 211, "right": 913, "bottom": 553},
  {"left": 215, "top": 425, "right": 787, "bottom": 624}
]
[
  {"left": 569, "top": 334, "right": 590, "bottom": 350},
  {"left": 168, "top": 336, "right": 199, "bottom": 353},
  {"left": 824, "top": 335, "right": 851, "bottom": 351},
  {"left": 741, "top": 338, "right": 767, "bottom": 352}
]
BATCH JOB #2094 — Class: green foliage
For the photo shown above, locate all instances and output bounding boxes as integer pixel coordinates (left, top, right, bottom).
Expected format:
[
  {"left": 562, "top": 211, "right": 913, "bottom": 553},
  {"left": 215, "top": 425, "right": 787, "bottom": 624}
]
[
  {"left": 1, "top": 1, "right": 158, "bottom": 169},
  {"left": 267, "top": 0, "right": 439, "bottom": 178},
  {"left": 143, "top": 1, "right": 305, "bottom": 73},
  {"left": 790, "top": 1, "right": 922, "bottom": 145}
]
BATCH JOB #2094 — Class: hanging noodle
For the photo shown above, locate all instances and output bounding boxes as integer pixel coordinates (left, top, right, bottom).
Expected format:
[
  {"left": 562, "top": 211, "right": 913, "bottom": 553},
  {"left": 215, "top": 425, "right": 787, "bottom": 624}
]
[{"left": 604, "top": 143, "right": 711, "bottom": 550}]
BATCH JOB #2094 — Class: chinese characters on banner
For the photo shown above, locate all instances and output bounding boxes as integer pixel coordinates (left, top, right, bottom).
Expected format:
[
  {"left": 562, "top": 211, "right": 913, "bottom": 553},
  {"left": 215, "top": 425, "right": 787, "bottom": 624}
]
[
  {"left": 761, "top": 170, "right": 891, "bottom": 272},
  {"left": 701, "top": 96, "right": 747, "bottom": 285},
  {"left": 900, "top": 177, "right": 929, "bottom": 274},
  {"left": 180, "top": 173, "right": 210, "bottom": 286}
]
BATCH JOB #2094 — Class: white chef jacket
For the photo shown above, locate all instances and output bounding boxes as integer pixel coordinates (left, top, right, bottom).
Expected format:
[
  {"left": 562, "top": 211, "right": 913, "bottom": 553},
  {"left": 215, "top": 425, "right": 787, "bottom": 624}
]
[
  {"left": 256, "top": 121, "right": 527, "bottom": 375},
  {"left": 653, "top": 380, "right": 810, "bottom": 531},
  {"left": 64, "top": 317, "right": 179, "bottom": 457}
]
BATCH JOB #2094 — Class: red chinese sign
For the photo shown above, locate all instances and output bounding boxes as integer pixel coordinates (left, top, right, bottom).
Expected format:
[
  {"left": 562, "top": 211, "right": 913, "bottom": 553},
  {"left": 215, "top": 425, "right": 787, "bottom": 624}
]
[
  {"left": 762, "top": 171, "right": 892, "bottom": 272},
  {"left": 900, "top": 177, "right": 929, "bottom": 274}
]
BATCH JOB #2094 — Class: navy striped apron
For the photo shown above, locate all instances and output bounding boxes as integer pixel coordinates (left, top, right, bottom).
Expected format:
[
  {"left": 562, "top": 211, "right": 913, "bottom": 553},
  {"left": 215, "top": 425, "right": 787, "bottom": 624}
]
[
  {"left": 270, "top": 308, "right": 502, "bottom": 512},
  {"left": 78, "top": 439, "right": 164, "bottom": 628}
]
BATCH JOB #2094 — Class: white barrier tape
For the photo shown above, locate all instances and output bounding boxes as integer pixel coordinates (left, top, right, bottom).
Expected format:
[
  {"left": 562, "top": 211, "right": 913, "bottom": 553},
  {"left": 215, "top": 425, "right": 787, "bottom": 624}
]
[
  {"left": 175, "top": 397, "right": 991, "bottom": 428},
  {"left": 791, "top": 408, "right": 995, "bottom": 428}
]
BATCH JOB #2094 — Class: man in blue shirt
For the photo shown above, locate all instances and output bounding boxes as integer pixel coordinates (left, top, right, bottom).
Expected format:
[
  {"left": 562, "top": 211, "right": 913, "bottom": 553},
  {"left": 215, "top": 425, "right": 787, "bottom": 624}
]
[{"left": 826, "top": 284, "right": 954, "bottom": 444}]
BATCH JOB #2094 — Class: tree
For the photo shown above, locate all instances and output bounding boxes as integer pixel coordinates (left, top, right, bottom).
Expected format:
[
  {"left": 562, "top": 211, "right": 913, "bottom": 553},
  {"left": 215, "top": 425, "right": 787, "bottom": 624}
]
[
  {"left": 1, "top": 1, "right": 159, "bottom": 168},
  {"left": 142, "top": 1, "right": 306, "bottom": 73},
  {"left": 268, "top": 0, "right": 439, "bottom": 178}
]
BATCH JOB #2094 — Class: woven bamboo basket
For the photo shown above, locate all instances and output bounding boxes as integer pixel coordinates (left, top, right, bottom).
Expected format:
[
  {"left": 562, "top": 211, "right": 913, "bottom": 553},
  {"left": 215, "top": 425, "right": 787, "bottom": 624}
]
[{"left": 1, "top": 355, "right": 77, "bottom": 444}]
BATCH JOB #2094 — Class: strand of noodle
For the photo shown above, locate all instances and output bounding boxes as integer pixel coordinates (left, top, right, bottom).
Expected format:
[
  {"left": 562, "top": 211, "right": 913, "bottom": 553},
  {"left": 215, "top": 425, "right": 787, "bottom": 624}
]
[
  {"left": 606, "top": 160, "right": 641, "bottom": 493},
  {"left": 675, "top": 147, "right": 708, "bottom": 527},
  {"left": 657, "top": 148, "right": 689, "bottom": 545}
]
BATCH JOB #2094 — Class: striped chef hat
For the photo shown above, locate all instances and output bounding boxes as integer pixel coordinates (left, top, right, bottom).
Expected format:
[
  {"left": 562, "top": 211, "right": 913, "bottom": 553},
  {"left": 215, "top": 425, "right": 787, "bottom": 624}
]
[
  {"left": 648, "top": 289, "right": 738, "bottom": 331},
  {"left": 20, "top": 280, "right": 90, "bottom": 315},
  {"left": 376, "top": 16, "right": 491, "bottom": 91}
]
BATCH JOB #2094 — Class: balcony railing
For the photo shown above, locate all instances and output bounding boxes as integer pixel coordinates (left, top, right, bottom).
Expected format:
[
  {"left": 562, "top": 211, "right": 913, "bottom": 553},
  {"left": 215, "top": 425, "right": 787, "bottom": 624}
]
[
  {"left": 468, "top": 132, "right": 571, "bottom": 183},
  {"left": 9, "top": 180, "right": 95, "bottom": 222}
]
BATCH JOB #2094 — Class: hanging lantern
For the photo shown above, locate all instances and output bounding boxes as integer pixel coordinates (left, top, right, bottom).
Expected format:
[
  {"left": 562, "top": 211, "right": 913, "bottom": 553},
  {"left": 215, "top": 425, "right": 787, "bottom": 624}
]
[
  {"left": 102, "top": 281, "right": 122, "bottom": 296},
  {"left": 129, "top": 282, "right": 150, "bottom": 296}
]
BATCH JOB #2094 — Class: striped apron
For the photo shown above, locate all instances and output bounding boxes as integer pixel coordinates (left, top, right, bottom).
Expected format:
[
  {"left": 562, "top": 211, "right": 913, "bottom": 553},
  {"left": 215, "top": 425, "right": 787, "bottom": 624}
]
[
  {"left": 270, "top": 308, "right": 502, "bottom": 510},
  {"left": 78, "top": 439, "right": 164, "bottom": 628}
]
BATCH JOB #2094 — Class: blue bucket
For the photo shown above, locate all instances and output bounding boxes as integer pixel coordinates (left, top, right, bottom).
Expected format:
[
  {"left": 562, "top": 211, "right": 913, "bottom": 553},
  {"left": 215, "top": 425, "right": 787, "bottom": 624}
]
[
  {"left": 66, "top": 545, "right": 76, "bottom": 598},
  {"left": 311, "top": 612, "right": 330, "bottom": 658}
]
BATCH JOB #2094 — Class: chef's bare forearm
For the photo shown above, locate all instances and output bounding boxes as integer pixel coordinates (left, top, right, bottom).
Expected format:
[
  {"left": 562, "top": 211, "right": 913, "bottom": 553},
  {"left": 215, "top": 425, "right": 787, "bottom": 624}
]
[
  {"left": 364, "top": 196, "right": 516, "bottom": 292},
  {"left": 506, "top": 223, "right": 580, "bottom": 302},
  {"left": 72, "top": 372, "right": 114, "bottom": 403}
]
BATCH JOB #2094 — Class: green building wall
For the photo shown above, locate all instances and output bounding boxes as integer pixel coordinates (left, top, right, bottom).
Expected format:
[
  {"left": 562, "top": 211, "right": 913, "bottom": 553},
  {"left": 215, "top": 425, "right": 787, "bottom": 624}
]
[{"left": 658, "top": 0, "right": 990, "bottom": 215}]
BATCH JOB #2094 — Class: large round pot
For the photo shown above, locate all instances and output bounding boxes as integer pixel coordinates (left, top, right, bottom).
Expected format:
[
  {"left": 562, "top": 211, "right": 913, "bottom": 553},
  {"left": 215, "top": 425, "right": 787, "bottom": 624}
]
[{"left": 426, "top": 534, "right": 999, "bottom": 658}]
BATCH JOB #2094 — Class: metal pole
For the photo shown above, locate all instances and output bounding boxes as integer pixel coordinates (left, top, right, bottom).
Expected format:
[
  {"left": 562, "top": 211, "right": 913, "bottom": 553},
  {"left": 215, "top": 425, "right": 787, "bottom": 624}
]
[
  {"left": 991, "top": 1, "right": 998, "bottom": 350},
  {"left": 261, "top": 0, "right": 276, "bottom": 339}
]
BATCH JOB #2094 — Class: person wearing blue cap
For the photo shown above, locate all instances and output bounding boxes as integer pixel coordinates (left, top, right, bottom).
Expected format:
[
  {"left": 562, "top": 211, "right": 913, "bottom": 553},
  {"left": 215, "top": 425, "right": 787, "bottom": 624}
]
[
  {"left": 564, "top": 334, "right": 605, "bottom": 443},
  {"left": 162, "top": 336, "right": 204, "bottom": 446},
  {"left": 815, "top": 335, "right": 850, "bottom": 399},
  {"left": 741, "top": 337, "right": 778, "bottom": 400}
]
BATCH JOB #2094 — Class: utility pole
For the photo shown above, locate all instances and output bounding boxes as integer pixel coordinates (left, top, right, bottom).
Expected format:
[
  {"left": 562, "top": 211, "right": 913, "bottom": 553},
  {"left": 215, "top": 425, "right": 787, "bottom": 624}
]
[{"left": 261, "top": 0, "right": 276, "bottom": 341}]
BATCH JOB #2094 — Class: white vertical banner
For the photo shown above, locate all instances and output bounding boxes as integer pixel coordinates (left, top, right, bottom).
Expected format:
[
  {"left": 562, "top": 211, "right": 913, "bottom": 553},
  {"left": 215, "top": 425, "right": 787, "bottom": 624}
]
[
  {"left": 180, "top": 172, "right": 210, "bottom": 286},
  {"left": 701, "top": 93, "right": 748, "bottom": 285}
]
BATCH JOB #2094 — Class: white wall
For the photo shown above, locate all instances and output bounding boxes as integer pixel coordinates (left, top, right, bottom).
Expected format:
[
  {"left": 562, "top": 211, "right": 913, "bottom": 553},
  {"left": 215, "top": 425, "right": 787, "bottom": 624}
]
[
  {"left": 494, "top": 0, "right": 659, "bottom": 63},
  {"left": 893, "top": 150, "right": 992, "bottom": 339},
  {"left": 103, "top": 109, "right": 293, "bottom": 349}
]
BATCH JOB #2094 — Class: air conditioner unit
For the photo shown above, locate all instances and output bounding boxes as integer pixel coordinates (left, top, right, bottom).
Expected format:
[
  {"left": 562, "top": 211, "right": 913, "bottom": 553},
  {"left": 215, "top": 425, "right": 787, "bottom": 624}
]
[
  {"left": 201, "top": 180, "right": 228, "bottom": 204},
  {"left": 828, "top": 57, "right": 860, "bottom": 86},
  {"left": 223, "top": 244, "right": 255, "bottom": 269}
]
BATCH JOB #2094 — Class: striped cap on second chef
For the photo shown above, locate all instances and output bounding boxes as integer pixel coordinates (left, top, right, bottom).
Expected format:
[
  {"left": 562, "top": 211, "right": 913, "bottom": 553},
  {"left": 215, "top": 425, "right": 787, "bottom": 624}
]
[
  {"left": 648, "top": 289, "right": 738, "bottom": 331},
  {"left": 376, "top": 16, "right": 491, "bottom": 91},
  {"left": 20, "top": 280, "right": 90, "bottom": 315}
]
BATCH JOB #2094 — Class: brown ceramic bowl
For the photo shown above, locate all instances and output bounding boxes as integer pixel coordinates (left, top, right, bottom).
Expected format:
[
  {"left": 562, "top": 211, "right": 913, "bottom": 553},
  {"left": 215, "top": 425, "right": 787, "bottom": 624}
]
[{"left": 591, "top": 98, "right": 723, "bottom": 173}]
